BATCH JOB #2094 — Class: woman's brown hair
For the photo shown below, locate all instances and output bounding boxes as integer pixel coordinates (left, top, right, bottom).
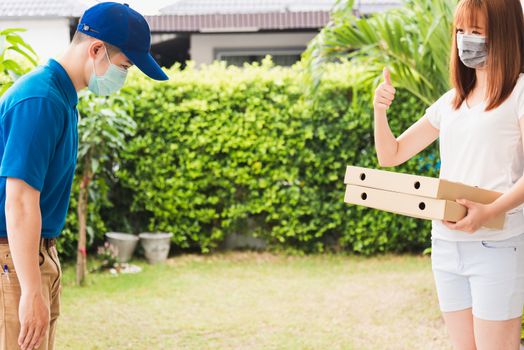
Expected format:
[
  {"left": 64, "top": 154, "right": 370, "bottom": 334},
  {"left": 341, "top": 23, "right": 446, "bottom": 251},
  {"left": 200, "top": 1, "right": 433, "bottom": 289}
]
[{"left": 450, "top": 0, "right": 524, "bottom": 111}]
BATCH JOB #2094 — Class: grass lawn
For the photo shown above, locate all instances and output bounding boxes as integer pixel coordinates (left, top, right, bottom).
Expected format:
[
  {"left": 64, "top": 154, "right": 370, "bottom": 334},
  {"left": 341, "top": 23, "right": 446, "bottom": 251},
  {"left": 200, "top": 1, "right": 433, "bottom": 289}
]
[{"left": 55, "top": 253, "right": 450, "bottom": 350}]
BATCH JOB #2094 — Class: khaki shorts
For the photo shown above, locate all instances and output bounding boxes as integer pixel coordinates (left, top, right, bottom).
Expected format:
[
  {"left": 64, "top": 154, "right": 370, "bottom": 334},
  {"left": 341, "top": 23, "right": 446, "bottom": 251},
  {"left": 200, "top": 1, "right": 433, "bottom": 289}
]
[{"left": 0, "top": 238, "right": 62, "bottom": 350}]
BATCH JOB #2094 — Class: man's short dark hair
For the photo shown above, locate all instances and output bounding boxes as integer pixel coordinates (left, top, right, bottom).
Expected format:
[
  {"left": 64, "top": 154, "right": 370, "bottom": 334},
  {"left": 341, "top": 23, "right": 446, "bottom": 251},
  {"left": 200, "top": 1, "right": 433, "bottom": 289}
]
[{"left": 71, "top": 31, "right": 120, "bottom": 57}]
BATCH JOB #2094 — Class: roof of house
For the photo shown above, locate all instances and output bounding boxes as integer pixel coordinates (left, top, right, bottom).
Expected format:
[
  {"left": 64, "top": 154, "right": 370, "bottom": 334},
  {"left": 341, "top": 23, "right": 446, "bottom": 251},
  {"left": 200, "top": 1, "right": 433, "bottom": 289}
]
[
  {"left": 0, "top": 0, "right": 95, "bottom": 18},
  {"left": 159, "top": 0, "right": 402, "bottom": 15},
  {"left": 159, "top": 0, "right": 337, "bottom": 15},
  {"left": 147, "top": 0, "right": 402, "bottom": 33},
  {"left": 146, "top": 11, "right": 332, "bottom": 33},
  {"left": 0, "top": 0, "right": 402, "bottom": 32},
  {"left": 355, "top": 0, "right": 403, "bottom": 14}
]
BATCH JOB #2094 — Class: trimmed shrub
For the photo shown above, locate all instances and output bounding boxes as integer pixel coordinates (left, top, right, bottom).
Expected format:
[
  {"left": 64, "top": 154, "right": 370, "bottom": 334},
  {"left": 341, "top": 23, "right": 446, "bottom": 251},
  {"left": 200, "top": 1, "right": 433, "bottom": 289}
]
[{"left": 62, "top": 59, "right": 438, "bottom": 256}]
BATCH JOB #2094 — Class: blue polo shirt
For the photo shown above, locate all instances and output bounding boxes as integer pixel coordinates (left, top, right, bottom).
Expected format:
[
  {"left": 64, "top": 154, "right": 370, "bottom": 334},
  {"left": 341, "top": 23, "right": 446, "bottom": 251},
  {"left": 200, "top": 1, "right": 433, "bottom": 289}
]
[{"left": 0, "top": 59, "right": 78, "bottom": 238}]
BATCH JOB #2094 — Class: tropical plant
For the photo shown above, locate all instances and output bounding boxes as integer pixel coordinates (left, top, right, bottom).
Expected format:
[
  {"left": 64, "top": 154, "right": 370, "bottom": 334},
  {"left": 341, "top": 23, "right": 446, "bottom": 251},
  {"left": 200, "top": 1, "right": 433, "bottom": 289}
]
[
  {"left": 0, "top": 28, "right": 38, "bottom": 95},
  {"left": 75, "top": 91, "right": 136, "bottom": 285},
  {"left": 303, "top": 0, "right": 455, "bottom": 105}
]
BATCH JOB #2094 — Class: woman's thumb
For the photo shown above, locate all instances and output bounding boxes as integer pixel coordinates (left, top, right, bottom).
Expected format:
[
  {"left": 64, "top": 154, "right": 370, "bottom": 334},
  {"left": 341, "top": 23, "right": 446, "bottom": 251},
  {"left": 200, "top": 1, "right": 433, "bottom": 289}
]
[
  {"left": 383, "top": 68, "right": 392, "bottom": 85},
  {"left": 457, "top": 198, "right": 470, "bottom": 207}
]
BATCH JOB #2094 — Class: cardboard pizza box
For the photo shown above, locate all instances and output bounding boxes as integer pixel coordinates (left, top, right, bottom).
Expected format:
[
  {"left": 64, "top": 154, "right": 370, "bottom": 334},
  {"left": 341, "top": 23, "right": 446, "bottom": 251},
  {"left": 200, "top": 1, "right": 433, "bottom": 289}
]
[
  {"left": 345, "top": 166, "right": 502, "bottom": 204},
  {"left": 344, "top": 184, "right": 504, "bottom": 229}
]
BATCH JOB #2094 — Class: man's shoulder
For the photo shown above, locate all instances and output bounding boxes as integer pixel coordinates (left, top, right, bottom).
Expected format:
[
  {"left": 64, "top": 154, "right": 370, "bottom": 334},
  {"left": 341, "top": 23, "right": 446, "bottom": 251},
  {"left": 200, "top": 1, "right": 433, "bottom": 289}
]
[{"left": 0, "top": 65, "right": 66, "bottom": 115}]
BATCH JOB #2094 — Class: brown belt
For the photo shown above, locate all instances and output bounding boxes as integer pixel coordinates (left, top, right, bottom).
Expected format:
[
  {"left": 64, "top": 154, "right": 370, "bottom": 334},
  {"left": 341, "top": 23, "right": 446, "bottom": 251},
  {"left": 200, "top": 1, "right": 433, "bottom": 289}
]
[{"left": 0, "top": 237, "right": 56, "bottom": 248}]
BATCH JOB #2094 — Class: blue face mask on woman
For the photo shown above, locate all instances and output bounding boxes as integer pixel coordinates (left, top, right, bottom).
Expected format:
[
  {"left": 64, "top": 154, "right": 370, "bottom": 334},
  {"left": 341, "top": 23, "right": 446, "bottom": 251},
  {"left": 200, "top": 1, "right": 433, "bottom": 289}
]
[{"left": 88, "top": 46, "right": 128, "bottom": 96}]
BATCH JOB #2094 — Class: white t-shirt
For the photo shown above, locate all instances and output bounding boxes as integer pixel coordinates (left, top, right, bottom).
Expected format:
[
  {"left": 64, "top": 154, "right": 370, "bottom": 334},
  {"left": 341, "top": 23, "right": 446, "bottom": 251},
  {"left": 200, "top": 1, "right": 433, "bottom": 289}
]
[{"left": 424, "top": 73, "right": 524, "bottom": 241}]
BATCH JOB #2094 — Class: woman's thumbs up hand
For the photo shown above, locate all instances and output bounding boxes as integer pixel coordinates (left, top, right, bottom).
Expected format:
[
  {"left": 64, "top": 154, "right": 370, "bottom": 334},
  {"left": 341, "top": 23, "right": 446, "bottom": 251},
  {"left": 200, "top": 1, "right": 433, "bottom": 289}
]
[{"left": 373, "top": 68, "right": 396, "bottom": 112}]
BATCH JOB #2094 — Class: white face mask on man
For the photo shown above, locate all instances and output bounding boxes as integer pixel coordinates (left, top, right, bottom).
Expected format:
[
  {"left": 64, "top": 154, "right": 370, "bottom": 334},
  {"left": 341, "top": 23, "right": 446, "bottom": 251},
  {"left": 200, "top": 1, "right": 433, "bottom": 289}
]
[
  {"left": 88, "top": 46, "right": 128, "bottom": 96},
  {"left": 456, "top": 33, "right": 488, "bottom": 69}
]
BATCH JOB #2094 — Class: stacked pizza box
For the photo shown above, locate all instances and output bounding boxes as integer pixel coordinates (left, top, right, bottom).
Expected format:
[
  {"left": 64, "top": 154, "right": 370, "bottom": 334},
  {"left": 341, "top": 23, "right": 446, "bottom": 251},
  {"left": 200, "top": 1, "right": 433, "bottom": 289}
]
[{"left": 344, "top": 166, "right": 505, "bottom": 230}]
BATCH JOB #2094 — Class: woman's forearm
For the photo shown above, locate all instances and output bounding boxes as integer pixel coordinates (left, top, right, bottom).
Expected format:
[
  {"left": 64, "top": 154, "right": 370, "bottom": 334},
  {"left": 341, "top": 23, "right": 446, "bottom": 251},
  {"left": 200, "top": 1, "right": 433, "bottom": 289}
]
[
  {"left": 488, "top": 176, "right": 524, "bottom": 218},
  {"left": 374, "top": 108, "right": 399, "bottom": 167}
]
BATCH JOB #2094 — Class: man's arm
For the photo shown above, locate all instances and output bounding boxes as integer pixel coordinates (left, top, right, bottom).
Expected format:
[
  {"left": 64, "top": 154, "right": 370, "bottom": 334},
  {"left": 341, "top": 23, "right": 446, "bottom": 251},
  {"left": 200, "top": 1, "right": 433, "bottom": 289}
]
[{"left": 5, "top": 178, "right": 49, "bottom": 350}]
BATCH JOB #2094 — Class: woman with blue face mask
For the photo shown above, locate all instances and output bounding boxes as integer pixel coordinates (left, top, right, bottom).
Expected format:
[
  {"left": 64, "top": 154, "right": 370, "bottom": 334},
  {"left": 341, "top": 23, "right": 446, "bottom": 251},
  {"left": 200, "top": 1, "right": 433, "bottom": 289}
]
[{"left": 373, "top": 0, "right": 524, "bottom": 348}]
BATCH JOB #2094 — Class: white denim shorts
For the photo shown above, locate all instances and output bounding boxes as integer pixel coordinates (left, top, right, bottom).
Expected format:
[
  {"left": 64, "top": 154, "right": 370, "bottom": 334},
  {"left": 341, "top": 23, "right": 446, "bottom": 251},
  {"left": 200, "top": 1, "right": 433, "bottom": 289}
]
[{"left": 431, "top": 233, "right": 524, "bottom": 321}]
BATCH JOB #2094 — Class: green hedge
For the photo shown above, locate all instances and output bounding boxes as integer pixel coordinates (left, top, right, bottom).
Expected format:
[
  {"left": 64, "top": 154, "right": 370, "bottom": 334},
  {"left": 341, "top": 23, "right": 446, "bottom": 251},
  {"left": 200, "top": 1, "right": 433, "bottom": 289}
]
[{"left": 58, "top": 60, "right": 440, "bottom": 258}]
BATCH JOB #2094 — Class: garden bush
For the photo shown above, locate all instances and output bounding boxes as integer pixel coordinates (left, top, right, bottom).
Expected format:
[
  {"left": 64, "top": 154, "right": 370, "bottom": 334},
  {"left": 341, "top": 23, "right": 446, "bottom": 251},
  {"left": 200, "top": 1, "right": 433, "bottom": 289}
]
[{"left": 59, "top": 59, "right": 439, "bottom": 257}]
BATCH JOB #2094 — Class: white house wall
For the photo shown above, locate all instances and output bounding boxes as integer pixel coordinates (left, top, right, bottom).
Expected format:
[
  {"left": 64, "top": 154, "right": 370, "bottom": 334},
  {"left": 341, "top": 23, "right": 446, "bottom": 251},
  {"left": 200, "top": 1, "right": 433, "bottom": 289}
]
[
  {"left": 190, "top": 32, "right": 317, "bottom": 65},
  {"left": 0, "top": 18, "right": 71, "bottom": 63}
]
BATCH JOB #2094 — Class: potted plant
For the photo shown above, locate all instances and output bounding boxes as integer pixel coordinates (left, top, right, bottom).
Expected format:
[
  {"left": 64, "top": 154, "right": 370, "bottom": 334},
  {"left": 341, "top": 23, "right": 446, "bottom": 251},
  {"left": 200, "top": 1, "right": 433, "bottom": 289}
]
[
  {"left": 138, "top": 232, "right": 173, "bottom": 264},
  {"left": 105, "top": 232, "right": 139, "bottom": 263}
]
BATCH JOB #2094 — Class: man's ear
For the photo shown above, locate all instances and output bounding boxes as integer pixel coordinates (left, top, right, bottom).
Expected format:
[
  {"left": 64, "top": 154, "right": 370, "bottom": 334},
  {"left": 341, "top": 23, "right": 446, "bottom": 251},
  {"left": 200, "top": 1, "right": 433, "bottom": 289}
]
[{"left": 87, "top": 40, "right": 105, "bottom": 60}]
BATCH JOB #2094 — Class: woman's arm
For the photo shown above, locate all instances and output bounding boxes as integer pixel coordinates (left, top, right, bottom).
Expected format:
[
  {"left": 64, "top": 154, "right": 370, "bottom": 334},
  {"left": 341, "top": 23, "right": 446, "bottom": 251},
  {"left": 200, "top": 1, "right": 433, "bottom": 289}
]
[{"left": 374, "top": 68, "right": 439, "bottom": 167}]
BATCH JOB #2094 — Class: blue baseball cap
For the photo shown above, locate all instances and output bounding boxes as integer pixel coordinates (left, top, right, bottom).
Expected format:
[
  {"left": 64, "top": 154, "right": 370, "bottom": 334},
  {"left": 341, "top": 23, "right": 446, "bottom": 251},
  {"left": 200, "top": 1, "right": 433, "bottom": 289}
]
[{"left": 77, "top": 2, "right": 168, "bottom": 81}]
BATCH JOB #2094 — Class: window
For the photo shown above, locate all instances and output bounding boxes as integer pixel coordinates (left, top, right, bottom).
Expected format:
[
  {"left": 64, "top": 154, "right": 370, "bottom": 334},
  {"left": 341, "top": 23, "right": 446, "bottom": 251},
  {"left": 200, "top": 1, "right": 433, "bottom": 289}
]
[{"left": 215, "top": 47, "right": 305, "bottom": 66}]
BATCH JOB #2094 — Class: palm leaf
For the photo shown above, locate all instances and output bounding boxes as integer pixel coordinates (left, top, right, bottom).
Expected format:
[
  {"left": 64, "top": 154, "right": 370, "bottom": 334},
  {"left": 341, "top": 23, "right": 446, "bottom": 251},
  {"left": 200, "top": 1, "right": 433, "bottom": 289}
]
[{"left": 304, "top": 0, "right": 455, "bottom": 106}]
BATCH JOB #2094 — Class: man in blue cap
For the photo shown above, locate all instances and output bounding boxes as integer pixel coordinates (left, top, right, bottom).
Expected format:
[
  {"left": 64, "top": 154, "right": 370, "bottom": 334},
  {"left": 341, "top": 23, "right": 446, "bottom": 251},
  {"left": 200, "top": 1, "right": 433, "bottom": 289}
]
[{"left": 0, "top": 3, "right": 167, "bottom": 349}]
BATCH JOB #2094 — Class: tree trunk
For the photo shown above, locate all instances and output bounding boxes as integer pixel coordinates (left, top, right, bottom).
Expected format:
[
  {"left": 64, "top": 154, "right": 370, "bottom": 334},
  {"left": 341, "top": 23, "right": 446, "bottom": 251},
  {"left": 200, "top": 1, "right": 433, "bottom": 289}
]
[{"left": 76, "top": 155, "right": 92, "bottom": 286}]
